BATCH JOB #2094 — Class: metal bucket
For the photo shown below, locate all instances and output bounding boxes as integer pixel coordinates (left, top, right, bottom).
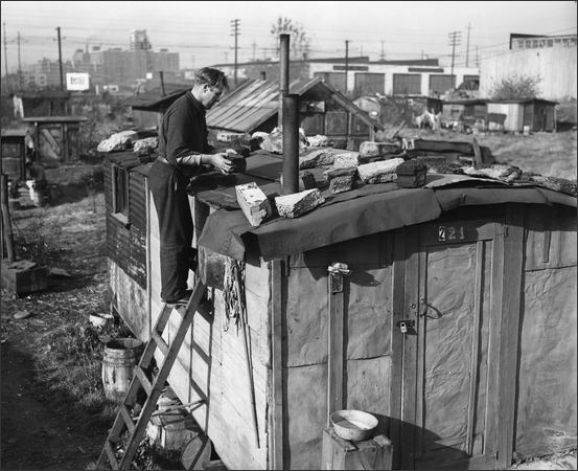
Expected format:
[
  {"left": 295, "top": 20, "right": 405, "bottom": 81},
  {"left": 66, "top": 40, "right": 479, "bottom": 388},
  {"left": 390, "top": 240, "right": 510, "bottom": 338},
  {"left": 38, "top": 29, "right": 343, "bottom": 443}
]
[{"left": 101, "top": 338, "right": 143, "bottom": 403}]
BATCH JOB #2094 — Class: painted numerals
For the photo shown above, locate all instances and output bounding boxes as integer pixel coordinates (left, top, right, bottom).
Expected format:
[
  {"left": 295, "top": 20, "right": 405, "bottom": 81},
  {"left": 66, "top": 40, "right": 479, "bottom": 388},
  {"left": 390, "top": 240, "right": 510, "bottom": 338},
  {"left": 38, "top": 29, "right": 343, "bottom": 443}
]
[{"left": 438, "top": 225, "right": 465, "bottom": 242}]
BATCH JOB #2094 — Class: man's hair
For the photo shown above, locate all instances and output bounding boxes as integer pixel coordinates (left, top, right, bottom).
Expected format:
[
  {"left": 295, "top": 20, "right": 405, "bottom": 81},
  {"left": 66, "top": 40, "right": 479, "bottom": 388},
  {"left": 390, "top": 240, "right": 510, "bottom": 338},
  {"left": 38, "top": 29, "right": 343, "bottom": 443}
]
[{"left": 194, "top": 67, "right": 229, "bottom": 92}]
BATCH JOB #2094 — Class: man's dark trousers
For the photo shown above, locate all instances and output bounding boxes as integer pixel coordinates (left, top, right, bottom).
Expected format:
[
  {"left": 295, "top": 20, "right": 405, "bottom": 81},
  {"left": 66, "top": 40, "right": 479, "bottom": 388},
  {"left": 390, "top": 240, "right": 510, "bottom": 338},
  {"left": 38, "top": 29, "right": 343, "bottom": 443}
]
[{"left": 148, "top": 159, "right": 193, "bottom": 303}]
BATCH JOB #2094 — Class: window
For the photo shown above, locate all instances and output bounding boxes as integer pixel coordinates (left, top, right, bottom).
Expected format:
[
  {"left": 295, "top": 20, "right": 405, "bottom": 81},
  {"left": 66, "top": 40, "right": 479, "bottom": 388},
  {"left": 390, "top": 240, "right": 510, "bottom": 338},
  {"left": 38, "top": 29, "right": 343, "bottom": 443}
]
[
  {"left": 392, "top": 74, "right": 421, "bottom": 95},
  {"left": 112, "top": 164, "right": 129, "bottom": 226}
]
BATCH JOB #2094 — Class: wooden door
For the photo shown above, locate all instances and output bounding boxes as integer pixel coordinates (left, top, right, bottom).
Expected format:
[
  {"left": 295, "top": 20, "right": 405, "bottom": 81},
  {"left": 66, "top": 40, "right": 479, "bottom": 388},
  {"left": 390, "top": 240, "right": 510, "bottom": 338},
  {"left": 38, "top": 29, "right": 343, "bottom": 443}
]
[{"left": 392, "top": 217, "right": 516, "bottom": 470}]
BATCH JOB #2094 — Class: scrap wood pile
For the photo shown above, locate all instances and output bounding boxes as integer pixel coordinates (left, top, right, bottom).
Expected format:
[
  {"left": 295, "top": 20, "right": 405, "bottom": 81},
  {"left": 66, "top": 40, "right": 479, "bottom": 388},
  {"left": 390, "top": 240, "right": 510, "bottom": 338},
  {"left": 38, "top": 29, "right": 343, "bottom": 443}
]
[{"left": 234, "top": 137, "right": 576, "bottom": 228}]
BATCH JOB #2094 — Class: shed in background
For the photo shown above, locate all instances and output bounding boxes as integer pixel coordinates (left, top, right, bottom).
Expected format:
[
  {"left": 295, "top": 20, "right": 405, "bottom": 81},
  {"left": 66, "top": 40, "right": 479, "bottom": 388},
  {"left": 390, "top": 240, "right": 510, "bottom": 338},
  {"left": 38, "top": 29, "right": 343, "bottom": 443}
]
[
  {"left": 486, "top": 98, "right": 557, "bottom": 132},
  {"left": 22, "top": 116, "right": 88, "bottom": 163},
  {"left": 20, "top": 90, "right": 71, "bottom": 117}
]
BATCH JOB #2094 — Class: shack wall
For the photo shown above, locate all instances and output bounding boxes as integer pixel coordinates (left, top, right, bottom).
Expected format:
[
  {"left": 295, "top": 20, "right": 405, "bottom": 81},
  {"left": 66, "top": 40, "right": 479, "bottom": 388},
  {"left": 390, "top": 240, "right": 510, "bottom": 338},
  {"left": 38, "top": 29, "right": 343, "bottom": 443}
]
[
  {"left": 487, "top": 103, "right": 523, "bottom": 132},
  {"left": 105, "top": 157, "right": 149, "bottom": 337},
  {"left": 515, "top": 205, "right": 577, "bottom": 457},
  {"left": 147, "top": 195, "right": 271, "bottom": 470},
  {"left": 283, "top": 233, "right": 394, "bottom": 469}
]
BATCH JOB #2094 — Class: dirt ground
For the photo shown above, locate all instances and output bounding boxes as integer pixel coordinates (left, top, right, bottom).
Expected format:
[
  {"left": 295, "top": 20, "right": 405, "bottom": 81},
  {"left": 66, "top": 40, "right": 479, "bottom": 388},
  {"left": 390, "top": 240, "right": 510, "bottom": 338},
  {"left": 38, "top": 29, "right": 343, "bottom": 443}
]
[{"left": 1, "top": 176, "right": 111, "bottom": 470}]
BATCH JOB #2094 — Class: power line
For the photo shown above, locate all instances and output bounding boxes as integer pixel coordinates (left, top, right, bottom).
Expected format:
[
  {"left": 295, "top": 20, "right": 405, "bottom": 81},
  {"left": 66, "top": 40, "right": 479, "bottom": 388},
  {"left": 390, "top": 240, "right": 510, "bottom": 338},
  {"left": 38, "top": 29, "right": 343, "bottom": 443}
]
[
  {"left": 3, "top": 23, "right": 8, "bottom": 77},
  {"left": 465, "top": 23, "right": 471, "bottom": 67},
  {"left": 448, "top": 30, "right": 462, "bottom": 82},
  {"left": 56, "top": 26, "right": 64, "bottom": 90},
  {"left": 230, "top": 18, "right": 240, "bottom": 85}
]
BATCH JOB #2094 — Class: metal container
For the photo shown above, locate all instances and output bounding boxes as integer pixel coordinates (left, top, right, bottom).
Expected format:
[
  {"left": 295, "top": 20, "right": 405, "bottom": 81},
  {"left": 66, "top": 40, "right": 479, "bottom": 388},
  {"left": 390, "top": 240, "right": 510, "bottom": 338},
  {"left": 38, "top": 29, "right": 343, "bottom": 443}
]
[
  {"left": 101, "top": 338, "right": 142, "bottom": 403},
  {"left": 330, "top": 409, "right": 378, "bottom": 442}
]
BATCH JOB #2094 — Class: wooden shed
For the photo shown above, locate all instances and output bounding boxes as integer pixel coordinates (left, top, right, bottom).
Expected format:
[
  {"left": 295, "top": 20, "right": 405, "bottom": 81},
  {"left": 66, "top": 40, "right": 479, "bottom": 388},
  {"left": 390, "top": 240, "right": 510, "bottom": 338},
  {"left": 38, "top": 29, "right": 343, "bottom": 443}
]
[
  {"left": 105, "top": 150, "right": 576, "bottom": 470},
  {"left": 1, "top": 128, "right": 29, "bottom": 184},
  {"left": 441, "top": 98, "right": 488, "bottom": 128},
  {"left": 486, "top": 99, "right": 557, "bottom": 133},
  {"left": 21, "top": 116, "right": 88, "bottom": 163},
  {"left": 21, "top": 90, "right": 70, "bottom": 117}
]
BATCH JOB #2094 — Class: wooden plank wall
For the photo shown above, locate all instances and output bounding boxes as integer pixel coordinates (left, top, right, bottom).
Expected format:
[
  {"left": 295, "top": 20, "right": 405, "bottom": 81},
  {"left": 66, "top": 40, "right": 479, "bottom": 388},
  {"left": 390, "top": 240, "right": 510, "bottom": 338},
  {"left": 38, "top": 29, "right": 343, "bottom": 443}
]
[
  {"left": 282, "top": 233, "right": 394, "bottom": 469},
  {"left": 104, "top": 159, "right": 147, "bottom": 289},
  {"left": 147, "top": 196, "right": 271, "bottom": 470},
  {"left": 515, "top": 205, "right": 578, "bottom": 457},
  {"left": 105, "top": 156, "right": 149, "bottom": 337}
]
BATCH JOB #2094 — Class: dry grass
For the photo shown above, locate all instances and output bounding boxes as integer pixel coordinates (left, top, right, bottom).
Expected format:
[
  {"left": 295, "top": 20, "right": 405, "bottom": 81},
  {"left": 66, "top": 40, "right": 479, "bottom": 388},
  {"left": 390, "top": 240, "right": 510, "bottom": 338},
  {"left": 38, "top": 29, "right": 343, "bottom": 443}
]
[{"left": 395, "top": 128, "right": 577, "bottom": 179}]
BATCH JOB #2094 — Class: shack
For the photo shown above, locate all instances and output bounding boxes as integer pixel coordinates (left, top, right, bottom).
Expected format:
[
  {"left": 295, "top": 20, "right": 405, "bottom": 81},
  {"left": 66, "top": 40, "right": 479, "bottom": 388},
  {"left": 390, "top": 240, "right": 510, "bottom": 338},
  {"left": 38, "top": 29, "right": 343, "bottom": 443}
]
[
  {"left": 441, "top": 98, "right": 488, "bottom": 129},
  {"left": 1, "top": 128, "right": 29, "bottom": 186},
  {"left": 22, "top": 116, "right": 88, "bottom": 163},
  {"left": 486, "top": 98, "right": 557, "bottom": 133},
  {"left": 104, "top": 143, "right": 576, "bottom": 470},
  {"left": 20, "top": 90, "right": 70, "bottom": 117}
]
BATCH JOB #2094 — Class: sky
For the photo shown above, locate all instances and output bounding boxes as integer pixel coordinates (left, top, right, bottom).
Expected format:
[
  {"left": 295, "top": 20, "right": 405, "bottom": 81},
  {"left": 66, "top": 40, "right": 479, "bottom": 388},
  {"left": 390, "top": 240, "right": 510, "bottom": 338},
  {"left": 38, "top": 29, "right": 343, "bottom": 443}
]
[{"left": 1, "top": 0, "right": 576, "bottom": 75}]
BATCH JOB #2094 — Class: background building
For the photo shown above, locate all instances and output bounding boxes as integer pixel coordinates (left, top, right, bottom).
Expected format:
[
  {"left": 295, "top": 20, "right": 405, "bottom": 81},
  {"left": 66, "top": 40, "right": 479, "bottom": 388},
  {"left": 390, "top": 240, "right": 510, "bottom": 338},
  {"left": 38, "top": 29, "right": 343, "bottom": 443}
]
[
  {"left": 480, "top": 34, "right": 577, "bottom": 101},
  {"left": 212, "top": 56, "right": 480, "bottom": 98}
]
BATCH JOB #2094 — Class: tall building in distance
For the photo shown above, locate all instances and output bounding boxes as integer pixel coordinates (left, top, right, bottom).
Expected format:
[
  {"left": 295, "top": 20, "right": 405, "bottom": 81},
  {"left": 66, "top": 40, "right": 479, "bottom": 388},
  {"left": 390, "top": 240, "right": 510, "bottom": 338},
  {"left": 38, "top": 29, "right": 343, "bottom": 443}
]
[{"left": 26, "top": 29, "right": 180, "bottom": 90}]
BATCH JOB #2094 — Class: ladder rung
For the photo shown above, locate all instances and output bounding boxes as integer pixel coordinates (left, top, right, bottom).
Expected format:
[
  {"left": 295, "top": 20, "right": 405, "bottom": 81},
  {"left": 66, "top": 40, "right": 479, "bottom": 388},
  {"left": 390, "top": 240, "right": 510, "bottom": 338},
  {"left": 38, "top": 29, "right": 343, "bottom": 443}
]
[
  {"left": 151, "top": 330, "right": 169, "bottom": 356},
  {"left": 119, "top": 404, "right": 135, "bottom": 435},
  {"left": 192, "top": 342, "right": 210, "bottom": 364},
  {"left": 191, "top": 379, "right": 208, "bottom": 403},
  {"left": 104, "top": 440, "right": 119, "bottom": 470},
  {"left": 134, "top": 366, "right": 152, "bottom": 395}
]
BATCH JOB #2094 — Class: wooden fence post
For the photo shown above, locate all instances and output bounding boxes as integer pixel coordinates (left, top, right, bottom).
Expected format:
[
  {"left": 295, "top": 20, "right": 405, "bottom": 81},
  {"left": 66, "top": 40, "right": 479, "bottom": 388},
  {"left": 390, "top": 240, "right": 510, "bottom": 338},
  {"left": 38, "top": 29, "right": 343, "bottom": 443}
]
[{"left": 1, "top": 174, "right": 15, "bottom": 262}]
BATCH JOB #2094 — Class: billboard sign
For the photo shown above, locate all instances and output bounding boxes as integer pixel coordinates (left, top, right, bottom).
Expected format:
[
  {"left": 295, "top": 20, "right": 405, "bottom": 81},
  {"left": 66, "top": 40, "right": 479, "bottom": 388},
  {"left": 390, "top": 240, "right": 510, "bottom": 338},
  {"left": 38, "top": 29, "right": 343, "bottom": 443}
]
[{"left": 66, "top": 72, "right": 90, "bottom": 91}]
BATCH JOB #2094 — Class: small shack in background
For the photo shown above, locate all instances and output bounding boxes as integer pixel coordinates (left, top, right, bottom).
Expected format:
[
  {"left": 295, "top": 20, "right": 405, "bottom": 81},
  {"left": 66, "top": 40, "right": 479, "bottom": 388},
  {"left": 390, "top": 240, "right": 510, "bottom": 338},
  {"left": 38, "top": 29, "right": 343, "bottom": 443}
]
[
  {"left": 486, "top": 98, "right": 557, "bottom": 132},
  {"left": 441, "top": 98, "right": 488, "bottom": 127},
  {"left": 21, "top": 116, "right": 88, "bottom": 163},
  {"left": 0, "top": 128, "right": 29, "bottom": 184},
  {"left": 20, "top": 90, "right": 70, "bottom": 117}
]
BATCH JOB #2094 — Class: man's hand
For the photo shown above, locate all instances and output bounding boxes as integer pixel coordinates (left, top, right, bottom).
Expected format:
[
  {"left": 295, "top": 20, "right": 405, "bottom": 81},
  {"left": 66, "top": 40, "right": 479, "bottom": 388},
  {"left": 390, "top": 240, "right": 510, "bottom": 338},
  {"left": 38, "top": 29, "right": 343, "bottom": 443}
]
[{"left": 209, "top": 153, "right": 234, "bottom": 175}]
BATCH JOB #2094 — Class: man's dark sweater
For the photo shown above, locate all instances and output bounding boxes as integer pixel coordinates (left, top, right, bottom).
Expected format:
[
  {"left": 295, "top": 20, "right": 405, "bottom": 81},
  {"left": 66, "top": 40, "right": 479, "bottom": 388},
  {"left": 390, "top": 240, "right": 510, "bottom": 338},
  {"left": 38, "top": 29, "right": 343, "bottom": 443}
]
[{"left": 158, "top": 90, "right": 212, "bottom": 166}]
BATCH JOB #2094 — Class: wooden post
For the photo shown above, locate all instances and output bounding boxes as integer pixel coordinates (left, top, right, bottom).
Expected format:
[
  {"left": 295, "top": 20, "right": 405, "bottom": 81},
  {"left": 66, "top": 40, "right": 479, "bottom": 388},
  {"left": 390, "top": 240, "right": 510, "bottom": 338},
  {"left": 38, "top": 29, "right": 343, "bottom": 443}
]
[
  {"left": 327, "top": 262, "right": 351, "bottom": 426},
  {"left": 1, "top": 174, "right": 15, "bottom": 262},
  {"left": 271, "top": 259, "right": 284, "bottom": 470}
]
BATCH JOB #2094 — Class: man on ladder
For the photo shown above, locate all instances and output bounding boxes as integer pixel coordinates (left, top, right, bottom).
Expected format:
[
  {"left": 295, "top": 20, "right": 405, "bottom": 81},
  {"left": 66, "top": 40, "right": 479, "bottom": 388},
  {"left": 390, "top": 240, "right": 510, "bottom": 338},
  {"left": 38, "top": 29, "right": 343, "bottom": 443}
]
[
  {"left": 96, "top": 67, "right": 235, "bottom": 470},
  {"left": 149, "top": 67, "right": 233, "bottom": 306}
]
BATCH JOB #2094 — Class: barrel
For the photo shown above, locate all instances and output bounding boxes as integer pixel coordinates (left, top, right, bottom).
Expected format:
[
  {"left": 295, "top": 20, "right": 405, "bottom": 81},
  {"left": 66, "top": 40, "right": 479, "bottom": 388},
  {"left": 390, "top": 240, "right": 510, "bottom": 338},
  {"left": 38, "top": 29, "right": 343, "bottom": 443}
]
[{"left": 101, "top": 338, "right": 143, "bottom": 403}]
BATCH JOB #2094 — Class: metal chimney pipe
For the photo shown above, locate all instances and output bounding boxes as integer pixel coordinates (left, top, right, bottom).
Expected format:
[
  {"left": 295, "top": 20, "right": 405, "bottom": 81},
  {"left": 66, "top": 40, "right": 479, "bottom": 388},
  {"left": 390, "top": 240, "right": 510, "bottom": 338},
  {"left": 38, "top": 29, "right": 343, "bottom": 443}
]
[
  {"left": 282, "top": 94, "right": 299, "bottom": 195},
  {"left": 278, "top": 33, "right": 290, "bottom": 129}
]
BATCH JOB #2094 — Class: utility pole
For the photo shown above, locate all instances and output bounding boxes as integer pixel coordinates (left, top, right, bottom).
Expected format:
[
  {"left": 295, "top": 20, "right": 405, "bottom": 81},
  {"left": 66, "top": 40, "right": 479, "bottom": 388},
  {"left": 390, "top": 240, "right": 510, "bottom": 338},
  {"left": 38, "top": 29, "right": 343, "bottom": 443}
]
[
  {"left": 448, "top": 31, "right": 461, "bottom": 87},
  {"left": 230, "top": 18, "right": 240, "bottom": 86},
  {"left": 17, "top": 32, "right": 22, "bottom": 90},
  {"left": 465, "top": 23, "right": 471, "bottom": 67},
  {"left": 3, "top": 23, "right": 8, "bottom": 79},
  {"left": 56, "top": 26, "right": 64, "bottom": 90},
  {"left": 380, "top": 40, "right": 385, "bottom": 61},
  {"left": 252, "top": 41, "right": 257, "bottom": 61},
  {"left": 475, "top": 46, "right": 480, "bottom": 68},
  {"left": 344, "top": 39, "right": 350, "bottom": 94}
]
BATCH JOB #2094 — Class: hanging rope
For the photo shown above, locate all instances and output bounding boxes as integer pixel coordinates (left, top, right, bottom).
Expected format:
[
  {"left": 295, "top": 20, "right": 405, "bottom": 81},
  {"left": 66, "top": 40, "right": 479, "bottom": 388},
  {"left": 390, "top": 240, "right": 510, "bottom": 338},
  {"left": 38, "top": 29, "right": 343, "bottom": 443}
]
[{"left": 223, "top": 257, "right": 245, "bottom": 332}]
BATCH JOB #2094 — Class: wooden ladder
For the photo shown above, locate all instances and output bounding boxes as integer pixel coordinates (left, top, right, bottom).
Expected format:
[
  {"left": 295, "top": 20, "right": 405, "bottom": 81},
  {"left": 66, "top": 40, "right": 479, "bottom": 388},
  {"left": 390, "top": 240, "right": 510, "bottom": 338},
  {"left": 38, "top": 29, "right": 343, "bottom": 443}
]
[{"left": 96, "top": 279, "right": 207, "bottom": 470}]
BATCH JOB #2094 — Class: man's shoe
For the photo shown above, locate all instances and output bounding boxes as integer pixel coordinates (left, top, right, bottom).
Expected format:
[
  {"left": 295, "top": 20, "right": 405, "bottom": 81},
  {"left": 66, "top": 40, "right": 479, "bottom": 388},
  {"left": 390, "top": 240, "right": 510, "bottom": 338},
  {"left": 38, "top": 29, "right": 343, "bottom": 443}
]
[{"left": 165, "top": 290, "right": 192, "bottom": 307}]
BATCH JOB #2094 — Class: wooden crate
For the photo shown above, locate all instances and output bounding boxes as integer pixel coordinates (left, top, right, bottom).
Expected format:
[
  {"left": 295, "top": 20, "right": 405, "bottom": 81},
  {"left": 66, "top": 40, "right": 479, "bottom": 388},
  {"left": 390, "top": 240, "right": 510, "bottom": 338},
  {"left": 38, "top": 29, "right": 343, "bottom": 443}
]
[{"left": 321, "top": 427, "right": 392, "bottom": 470}]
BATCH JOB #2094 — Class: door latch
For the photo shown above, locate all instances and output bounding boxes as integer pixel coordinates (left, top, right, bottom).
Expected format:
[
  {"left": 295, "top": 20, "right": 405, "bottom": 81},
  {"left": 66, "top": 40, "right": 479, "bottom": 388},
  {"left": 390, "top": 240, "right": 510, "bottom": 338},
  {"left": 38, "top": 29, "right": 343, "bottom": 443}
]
[{"left": 397, "top": 319, "right": 416, "bottom": 335}]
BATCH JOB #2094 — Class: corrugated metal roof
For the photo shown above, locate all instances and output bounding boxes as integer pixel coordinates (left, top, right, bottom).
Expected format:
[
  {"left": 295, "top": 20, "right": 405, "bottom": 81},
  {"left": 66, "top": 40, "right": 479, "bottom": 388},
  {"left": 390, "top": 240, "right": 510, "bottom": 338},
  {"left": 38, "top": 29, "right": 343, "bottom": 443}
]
[{"left": 206, "top": 77, "right": 384, "bottom": 133}]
